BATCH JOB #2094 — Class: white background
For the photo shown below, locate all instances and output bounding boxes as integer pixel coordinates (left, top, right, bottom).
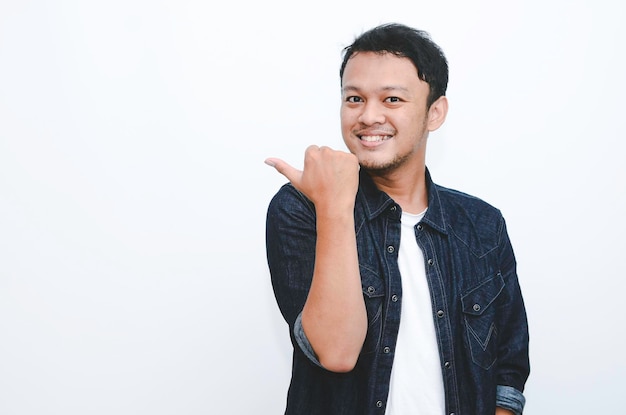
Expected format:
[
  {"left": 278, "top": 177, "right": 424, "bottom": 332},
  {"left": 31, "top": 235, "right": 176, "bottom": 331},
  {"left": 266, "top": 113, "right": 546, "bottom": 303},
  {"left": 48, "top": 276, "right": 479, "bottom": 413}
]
[{"left": 1, "top": 0, "right": 624, "bottom": 414}]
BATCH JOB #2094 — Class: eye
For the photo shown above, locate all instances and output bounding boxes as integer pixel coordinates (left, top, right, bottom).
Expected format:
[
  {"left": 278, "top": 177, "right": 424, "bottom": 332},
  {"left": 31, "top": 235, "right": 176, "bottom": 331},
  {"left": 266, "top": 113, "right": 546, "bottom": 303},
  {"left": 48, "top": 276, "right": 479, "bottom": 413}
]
[
  {"left": 346, "top": 96, "right": 363, "bottom": 103},
  {"left": 385, "top": 96, "right": 401, "bottom": 103}
]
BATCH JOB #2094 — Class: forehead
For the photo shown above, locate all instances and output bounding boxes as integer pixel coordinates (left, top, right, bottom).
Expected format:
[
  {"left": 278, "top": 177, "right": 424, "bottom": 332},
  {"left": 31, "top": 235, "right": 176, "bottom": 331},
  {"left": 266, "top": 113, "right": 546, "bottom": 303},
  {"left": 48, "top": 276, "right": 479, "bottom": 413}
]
[{"left": 341, "top": 51, "right": 422, "bottom": 89}]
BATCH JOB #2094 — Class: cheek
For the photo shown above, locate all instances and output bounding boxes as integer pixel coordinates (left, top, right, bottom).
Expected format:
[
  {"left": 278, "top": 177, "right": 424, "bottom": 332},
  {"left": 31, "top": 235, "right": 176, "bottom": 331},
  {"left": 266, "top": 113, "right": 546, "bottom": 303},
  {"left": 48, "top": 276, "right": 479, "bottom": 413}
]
[
  {"left": 340, "top": 111, "right": 354, "bottom": 132},
  {"left": 340, "top": 106, "right": 349, "bottom": 122},
  {"left": 341, "top": 126, "right": 354, "bottom": 145}
]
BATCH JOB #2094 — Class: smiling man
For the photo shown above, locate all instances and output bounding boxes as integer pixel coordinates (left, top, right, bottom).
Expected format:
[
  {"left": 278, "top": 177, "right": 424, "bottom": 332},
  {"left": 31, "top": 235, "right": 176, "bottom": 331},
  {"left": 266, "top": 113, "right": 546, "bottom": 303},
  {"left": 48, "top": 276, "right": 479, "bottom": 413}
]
[{"left": 265, "top": 23, "right": 530, "bottom": 415}]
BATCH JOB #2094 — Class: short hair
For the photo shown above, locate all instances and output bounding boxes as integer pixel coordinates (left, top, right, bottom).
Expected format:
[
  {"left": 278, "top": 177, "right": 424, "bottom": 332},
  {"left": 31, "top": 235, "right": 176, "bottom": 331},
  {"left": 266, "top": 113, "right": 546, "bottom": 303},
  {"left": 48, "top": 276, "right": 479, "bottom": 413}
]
[{"left": 339, "top": 23, "right": 448, "bottom": 108}]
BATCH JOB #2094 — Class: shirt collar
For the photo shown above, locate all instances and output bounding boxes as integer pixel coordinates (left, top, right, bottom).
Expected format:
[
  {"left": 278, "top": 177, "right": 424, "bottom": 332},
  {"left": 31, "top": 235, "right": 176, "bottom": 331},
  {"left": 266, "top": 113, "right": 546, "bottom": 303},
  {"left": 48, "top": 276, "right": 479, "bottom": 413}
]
[{"left": 357, "top": 167, "right": 448, "bottom": 235}]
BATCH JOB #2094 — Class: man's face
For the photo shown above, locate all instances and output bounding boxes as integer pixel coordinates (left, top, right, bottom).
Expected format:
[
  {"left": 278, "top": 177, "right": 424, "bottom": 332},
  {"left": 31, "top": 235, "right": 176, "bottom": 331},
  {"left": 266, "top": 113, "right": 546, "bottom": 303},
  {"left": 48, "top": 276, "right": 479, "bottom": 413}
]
[{"left": 340, "top": 52, "right": 432, "bottom": 174}]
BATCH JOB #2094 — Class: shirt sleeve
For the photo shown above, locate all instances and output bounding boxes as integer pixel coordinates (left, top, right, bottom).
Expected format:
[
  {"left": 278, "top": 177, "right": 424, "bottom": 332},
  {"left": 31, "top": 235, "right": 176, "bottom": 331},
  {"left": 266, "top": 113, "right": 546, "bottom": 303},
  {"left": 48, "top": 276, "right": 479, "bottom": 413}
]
[
  {"left": 495, "top": 217, "right": 531, "bottom": 412},
  {"left": 496, "top": 385, "right": 526, "bottom": 415},
  {"left": 294, "top": 312, "right": 324, "bottom": 367},
  {"left": 266, "top": 184, "right": 321, "bottom": 364}
]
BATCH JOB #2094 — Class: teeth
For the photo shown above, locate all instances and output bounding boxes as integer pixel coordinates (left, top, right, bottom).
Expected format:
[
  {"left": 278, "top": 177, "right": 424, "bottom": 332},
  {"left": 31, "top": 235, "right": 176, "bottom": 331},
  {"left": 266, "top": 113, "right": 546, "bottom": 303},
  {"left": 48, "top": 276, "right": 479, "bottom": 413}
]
[{"left": 360, "top": 135, "right": 389, "bottom": 142}]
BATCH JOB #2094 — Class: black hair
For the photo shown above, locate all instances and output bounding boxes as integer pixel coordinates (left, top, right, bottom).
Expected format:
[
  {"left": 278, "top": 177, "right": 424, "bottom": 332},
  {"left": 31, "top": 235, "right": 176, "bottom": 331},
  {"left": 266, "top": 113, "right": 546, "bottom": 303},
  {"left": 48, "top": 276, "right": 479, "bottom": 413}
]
[{"left": 340, "top": 23, "right": 448, "bottom": 108}]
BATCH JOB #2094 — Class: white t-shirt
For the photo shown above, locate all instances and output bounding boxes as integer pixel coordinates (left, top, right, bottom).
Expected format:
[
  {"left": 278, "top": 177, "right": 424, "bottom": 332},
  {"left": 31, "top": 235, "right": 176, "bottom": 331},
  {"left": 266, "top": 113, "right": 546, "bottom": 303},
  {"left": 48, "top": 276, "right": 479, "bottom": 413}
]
[{"left": 385, "top": 209, "right": 445, "bottom": 415}]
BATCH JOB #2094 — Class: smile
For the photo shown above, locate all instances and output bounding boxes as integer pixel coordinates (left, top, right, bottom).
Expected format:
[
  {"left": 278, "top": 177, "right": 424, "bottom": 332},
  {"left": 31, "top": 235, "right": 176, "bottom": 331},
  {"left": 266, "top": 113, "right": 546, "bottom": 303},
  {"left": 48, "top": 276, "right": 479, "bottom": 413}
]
[{"left": 358, "top": 135, "right": 392, "bottom": 142}]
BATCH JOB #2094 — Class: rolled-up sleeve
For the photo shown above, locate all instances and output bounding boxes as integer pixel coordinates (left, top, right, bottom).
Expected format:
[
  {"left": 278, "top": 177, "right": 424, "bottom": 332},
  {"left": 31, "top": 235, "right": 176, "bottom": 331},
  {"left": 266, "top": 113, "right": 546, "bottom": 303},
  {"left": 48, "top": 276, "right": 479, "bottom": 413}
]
[
  {"left": 293, "top": 312, "right": 323, "bottom": 367},
  {"left": 496, "top": 384, "right": 526, "bottom": 415}
]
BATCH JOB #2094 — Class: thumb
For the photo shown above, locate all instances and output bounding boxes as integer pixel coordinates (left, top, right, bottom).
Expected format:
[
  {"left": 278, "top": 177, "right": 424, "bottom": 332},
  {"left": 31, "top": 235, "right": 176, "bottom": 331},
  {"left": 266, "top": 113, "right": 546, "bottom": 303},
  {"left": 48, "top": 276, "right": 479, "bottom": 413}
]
[{"left": 264, "top": 158, "right": 302, "bottom": 185}]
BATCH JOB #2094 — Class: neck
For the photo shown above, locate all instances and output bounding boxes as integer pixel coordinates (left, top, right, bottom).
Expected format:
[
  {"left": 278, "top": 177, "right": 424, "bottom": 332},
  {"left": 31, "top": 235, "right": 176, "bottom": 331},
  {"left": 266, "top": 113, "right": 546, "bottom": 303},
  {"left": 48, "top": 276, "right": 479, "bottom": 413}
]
[{"left": 368, "top": 164, "right": 428, "bottom": 214}]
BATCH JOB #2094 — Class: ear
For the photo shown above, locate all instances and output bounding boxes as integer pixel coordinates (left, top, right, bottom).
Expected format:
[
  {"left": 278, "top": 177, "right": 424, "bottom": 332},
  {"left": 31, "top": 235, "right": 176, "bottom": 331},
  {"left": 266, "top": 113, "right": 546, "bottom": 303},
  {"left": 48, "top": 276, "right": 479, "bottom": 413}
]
[{"left": 427, "top": 95, "right": 448, "bottom": 132}]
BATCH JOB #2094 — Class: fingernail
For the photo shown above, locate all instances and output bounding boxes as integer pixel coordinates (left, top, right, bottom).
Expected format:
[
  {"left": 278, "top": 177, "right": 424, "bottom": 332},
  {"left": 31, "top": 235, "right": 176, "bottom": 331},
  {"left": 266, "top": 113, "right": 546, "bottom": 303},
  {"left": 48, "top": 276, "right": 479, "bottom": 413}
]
[{"left": 264, "top": 159, "right": 275, "bottom": 167}]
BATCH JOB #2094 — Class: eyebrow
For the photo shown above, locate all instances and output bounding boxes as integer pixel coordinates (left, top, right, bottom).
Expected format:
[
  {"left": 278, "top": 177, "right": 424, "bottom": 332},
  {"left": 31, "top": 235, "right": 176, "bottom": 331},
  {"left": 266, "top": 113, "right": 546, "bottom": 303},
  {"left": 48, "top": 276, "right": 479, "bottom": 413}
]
[{"left": 341, "top": 85, "right": 411, "bottom": 94}]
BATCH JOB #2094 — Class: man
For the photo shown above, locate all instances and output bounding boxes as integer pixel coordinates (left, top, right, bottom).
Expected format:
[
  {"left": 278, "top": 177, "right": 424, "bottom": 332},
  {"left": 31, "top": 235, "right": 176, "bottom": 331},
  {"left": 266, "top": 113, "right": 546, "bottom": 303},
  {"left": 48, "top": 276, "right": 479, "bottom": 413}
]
[{"left": 265, "top": 23, "right": 530, "bottom": 415}]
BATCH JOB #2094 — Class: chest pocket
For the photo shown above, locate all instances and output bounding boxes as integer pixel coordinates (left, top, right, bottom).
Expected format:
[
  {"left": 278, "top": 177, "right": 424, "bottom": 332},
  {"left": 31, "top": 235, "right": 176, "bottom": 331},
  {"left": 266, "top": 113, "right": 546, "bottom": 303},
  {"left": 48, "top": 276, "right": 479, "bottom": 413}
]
[
  {"left": 461, "top": 272, "right": 505, "bottom": 370},
  {"left": 360, "top": 265, "right": 385, "bottom": 354}
]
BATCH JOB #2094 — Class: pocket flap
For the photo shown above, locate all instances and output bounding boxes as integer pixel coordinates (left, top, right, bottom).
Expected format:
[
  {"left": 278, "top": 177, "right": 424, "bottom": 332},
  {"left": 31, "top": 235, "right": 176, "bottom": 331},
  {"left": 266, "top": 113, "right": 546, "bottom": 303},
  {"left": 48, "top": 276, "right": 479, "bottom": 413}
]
[
  {"left": 360, "top": 266, "right": 385, "bottom": 299},
  {"left": 461, "top": 272, "right": 505, "bottom": 316}
]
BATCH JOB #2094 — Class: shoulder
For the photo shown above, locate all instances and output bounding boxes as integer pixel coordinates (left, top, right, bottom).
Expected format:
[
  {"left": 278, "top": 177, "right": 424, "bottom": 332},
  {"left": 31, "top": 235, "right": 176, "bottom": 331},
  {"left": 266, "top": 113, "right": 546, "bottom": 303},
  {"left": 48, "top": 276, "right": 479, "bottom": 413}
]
[
  {"left": 434, "top": 183, "right": 506, "bottom": 255},
  {"left": 435, "top": 183, "right": 503, "bottom": 220},
  {"left": 267, "top": 183, "right": 316, "bottom": 221}
]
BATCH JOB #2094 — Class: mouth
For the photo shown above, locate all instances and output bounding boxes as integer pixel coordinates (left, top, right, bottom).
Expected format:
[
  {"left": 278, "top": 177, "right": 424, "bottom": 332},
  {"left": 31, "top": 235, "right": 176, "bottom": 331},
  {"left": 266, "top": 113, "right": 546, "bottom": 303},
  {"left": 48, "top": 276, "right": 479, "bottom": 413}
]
[
  {"left": 355, "top": 131, "right": 393, "bottom": 147},
  {"left": 358, "top": 134, "right": 392, "bottom": 143}
]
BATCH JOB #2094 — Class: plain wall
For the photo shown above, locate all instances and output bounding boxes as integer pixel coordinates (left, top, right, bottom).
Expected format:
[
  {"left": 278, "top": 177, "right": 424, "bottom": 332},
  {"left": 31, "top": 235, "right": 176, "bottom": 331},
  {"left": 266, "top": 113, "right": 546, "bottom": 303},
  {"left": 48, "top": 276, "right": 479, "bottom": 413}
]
[{"left": 1, "top": 0, "right": 625, "bottom": 413}]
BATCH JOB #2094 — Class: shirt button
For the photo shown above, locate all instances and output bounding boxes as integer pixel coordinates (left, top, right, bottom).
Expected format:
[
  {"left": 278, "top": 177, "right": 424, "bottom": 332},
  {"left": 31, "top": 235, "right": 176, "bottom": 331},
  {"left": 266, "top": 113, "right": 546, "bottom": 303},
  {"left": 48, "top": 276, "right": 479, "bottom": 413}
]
[
  {"left": 444, "top": 361, "right": 451, "bottom": 369},
  {"left": 417, "top": 224, "right": 423, "bottom": 231},
  {"left": 390, "top": 206, "right": 397, "bottom": 212},
  {"left": 428, "top": 258, "right": 434, "bottom": 266},
  {"left": 376, "top": 400, "right": 383, "bottom": 408},
  {"left": 391, "top": 294, "right": 399, "bottom": 302},
  {"left": 473, "top": 304, "right": 481, "bottom": 312},
  {"left": 367, "top": 286, "right": 375, "bottom": 294},
  {"left": 387, "top": 245, "right": 395, "bottom": 253},
  {"left": 383, "top": 346, "right": 391, "bottom": 353},
  {"left": 437, "top": 310, "right": 444, "bottom": 318}
]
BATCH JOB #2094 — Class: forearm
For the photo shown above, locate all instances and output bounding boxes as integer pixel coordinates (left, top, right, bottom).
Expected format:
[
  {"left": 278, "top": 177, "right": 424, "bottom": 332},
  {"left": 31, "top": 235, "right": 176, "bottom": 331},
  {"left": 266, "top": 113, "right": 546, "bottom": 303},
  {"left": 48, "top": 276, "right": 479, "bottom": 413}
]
[
  {"left": 266, "top": 146, "right": 364, "bottom": 372},
  {"left": 301, "top": 209, "right": 367, "bottom": 372},
  {"left": 496, "top": 407, "right": 514, "bottom": 415}
]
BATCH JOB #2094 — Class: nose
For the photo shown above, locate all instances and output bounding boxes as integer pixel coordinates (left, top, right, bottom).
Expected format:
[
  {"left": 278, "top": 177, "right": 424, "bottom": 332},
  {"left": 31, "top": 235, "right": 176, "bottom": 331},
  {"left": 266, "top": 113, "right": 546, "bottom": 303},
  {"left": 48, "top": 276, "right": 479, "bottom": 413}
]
[{"left": 358, "top": 101, "right": 386, "bottom": 125}]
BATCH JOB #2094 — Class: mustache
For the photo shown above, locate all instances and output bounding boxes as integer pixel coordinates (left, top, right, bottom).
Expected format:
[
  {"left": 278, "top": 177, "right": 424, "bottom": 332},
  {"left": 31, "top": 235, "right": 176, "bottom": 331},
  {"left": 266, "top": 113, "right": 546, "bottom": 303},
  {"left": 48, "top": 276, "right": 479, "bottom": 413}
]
[{"left": 353, "top": 127, "right": 396, "bottom": 136}]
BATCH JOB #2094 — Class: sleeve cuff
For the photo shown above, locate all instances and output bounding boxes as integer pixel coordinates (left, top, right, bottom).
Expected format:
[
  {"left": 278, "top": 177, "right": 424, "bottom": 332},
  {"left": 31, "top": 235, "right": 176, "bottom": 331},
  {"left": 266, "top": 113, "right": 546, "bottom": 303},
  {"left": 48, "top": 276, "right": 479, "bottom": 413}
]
[
  {"left": 496, "top": 384, "right": 526, "bottom": 415},
  {"left": 294, "top": 312, "right": 323, "bottom": 367}
]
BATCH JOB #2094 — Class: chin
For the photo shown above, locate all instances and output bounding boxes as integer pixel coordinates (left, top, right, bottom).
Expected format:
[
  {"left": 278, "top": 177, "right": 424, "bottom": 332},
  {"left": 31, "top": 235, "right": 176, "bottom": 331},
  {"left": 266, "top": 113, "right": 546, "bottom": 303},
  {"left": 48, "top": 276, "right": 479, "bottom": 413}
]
[
  {"left": 359, "top": 154, "right": 410, "bottom": 174},
  {"left": 359, "top": 160, "right": 397, "bottom": 173}
]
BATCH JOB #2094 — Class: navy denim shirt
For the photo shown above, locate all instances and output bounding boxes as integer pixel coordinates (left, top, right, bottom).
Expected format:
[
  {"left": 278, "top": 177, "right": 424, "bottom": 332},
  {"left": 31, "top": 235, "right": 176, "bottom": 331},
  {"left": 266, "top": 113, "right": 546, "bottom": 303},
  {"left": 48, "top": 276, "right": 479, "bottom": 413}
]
[{"left": 266, "top": 168, "right": 530, "bottom": 415}]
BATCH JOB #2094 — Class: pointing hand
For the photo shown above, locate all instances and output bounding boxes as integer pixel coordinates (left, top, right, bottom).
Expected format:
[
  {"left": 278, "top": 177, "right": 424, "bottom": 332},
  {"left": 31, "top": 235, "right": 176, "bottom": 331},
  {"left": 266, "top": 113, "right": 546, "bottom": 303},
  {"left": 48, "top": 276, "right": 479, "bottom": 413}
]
[{"left": 265, "top": 146, "right": 360, "bottom": 212}]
